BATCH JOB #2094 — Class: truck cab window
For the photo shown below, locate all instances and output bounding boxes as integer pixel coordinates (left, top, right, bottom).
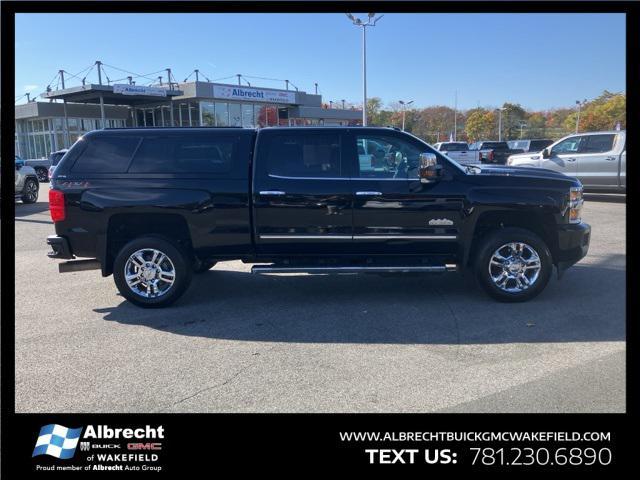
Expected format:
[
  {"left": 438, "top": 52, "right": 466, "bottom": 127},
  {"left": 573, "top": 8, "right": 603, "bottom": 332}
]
[
  {"left": 581, "top": 134, "right": 615, "bottom": 153},
  {"left": 356, "top": 135, "right": 422, "bottom": 179},
  {"left": 267, "top": 134, "right": 341, "bottom": 178}
]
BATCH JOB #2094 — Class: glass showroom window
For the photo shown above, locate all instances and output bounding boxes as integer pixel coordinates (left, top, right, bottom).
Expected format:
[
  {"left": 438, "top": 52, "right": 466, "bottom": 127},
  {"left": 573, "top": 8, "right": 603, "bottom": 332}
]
[
  {"left": 229, "top": 103, "right": 242, "bottom": 127},
  {"left": 201, "top": 102, "right": 215, "bottom": 126},
  {"left": 215, "top": 102, "right": 229, "bottom": 126},
  {"left": 242, "top": 104, "right": 255, "bottom": 128}
]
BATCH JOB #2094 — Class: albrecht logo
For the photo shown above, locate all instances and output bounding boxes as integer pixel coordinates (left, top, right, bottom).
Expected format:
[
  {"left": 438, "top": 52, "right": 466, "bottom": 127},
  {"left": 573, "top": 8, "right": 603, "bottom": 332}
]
[{"left": 32, "top": 424, "right": 83, "bottom": 459}]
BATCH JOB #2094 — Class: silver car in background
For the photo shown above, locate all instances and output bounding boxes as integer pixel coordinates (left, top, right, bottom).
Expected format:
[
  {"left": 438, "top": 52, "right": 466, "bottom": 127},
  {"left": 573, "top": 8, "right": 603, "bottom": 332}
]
[
  {"left": 14, "top": 156, "right": 40, "bottom": 203},
  {"left": 506, "top": 130, "right": 626, "bottom": 193}
]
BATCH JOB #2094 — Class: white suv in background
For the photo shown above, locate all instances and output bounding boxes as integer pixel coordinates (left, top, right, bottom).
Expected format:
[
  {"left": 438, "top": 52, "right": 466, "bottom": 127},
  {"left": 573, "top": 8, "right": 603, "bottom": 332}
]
[{"left": 506, "top": 131, "right": 626, "bottom": 192}]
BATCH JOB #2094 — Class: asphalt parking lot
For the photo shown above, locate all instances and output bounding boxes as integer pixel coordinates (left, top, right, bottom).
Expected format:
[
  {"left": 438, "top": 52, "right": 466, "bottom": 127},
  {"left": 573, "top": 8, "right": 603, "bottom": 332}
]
[{"left": 14, "top": 184, "right": 625, "bottom": 413}]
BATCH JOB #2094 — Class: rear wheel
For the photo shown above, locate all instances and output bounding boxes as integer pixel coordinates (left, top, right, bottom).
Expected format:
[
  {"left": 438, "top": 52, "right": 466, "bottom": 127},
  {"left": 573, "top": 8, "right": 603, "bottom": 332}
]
[
  {"left": 35, "top": 167, "right": 49, "bottom": 183},
  {"left": 474, "top": 227, "right": 552, "bottom": 302},
  {"left": 21, "top": 178, "right": 39, "bottom": 203},
  {"left": 113, "top": 236, "right": 193, "bottom": 308}
]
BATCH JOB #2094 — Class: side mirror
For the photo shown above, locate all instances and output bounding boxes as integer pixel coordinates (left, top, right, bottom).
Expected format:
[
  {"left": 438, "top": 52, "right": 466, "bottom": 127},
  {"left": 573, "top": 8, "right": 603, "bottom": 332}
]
[
  {"left": 542, "top": 148, "right": 550, "bottom": 159},
  {"left": 418, "top": 152, "right": 442, "bottom": 183}
]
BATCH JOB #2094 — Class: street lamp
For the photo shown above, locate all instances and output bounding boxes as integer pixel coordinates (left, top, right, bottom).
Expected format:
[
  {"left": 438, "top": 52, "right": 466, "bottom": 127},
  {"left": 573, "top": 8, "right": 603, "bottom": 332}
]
[
  {"left": 398, "top": 100, "right": 414, "bottom": 131},
  {"left": 518, "top": 120, "right": 527, "bottom": 139},
  {"left": 575, "top": 99, "right": 587, "bottom": 133},
  {"left": 346, "top": 12, "right": 384, "bottom": 126},
  {"left": 495, "top": 107, "right": 505, "bottom": 141}
]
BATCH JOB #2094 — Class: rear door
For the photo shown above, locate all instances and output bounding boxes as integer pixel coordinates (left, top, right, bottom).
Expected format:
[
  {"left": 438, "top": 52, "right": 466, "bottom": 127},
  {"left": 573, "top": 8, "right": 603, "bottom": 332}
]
[
  {"left": 252, "top": 129, "right": 353, "bottom": 255},
  {"left": 575, "top": 133, "right": 619, "bottom": 187},
  {"left": 348, "top": 130, "right": 463, "bottom": 257}
]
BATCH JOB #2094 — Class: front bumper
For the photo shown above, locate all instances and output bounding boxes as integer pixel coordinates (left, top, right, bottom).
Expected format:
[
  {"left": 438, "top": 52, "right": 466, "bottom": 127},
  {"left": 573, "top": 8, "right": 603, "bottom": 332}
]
[
  {"left": 556, "top": 222, "right": 591, "bottom": 277},
  {"left": 47, "top": 235, "right": 75, "bottom": 259}
]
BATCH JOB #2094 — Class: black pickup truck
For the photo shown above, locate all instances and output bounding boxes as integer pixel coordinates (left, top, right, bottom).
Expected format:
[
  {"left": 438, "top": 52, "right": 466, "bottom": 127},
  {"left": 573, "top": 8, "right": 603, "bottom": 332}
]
[
  {"left": 47, "top": 127, "right": 590, "bottom": 307},
  {"left": 469, "top": 141, "right": 525, "bottom": 165}
]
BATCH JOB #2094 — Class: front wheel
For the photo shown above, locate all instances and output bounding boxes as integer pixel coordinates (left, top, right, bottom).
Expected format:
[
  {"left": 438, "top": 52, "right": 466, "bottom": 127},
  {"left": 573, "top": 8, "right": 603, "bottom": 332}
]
[
  {"left": 21, "top": 178, "right": 39, "bottom": 203},
  {"left": 474, "top": 228, "right": 552, "bottom": 302},
  {"left": 113, "top": 236, "right": 193, "bottom": 308}
]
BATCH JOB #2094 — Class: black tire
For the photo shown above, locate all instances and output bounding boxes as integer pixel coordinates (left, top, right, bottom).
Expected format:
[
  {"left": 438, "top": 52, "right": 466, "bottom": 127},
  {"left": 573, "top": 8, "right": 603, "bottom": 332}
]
[
  {"left": 474, "top": 227, "right": 552, "bottom": 302},
  {"left": 113, "top": 236, "right": 193, "bottom": 308},
  {"left": 193, "top": 260, "right": 217, "bottom": 274},
  {"left": 35, "top": 167, "right": 49, "bottom": 183},
  {"left": 21, "top": 178, "right": 39, "bottom": 204}
]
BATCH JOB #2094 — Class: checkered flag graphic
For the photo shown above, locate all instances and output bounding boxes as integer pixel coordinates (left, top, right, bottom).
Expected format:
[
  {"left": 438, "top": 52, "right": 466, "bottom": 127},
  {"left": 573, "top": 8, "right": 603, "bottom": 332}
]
[{"left": 32, "top": 424, "right": 83, "bottom": 459}]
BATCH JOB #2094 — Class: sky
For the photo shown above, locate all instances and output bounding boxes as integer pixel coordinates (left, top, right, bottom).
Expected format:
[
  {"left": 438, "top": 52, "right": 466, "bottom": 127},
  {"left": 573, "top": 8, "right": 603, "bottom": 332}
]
[{"left": 14, "top": 13, "right": 626, "bottom": 111}]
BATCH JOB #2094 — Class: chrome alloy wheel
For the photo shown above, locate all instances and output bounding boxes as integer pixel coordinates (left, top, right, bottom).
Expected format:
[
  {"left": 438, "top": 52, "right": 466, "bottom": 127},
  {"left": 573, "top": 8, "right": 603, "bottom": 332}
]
[
  {"left": 24, "top": 180, "right": 38, "bottom": 202},
  {"left": 488, "top": 242, "right": 542, "bottom": 293},
  {"left": 124, "top": 248, "right": 176, "bottom": 298}
]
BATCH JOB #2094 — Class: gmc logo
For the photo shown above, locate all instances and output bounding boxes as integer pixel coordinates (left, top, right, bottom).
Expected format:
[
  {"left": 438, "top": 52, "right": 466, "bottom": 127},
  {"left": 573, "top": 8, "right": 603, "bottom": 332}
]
[{"left": 127, "top": 443, "right": 162, "bottom": 451}]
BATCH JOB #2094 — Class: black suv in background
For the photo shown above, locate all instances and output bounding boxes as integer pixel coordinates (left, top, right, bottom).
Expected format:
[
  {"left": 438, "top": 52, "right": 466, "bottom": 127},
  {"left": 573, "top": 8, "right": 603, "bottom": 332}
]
[{"left": 47, "top": 127, "right": 590, "bottom": 307}]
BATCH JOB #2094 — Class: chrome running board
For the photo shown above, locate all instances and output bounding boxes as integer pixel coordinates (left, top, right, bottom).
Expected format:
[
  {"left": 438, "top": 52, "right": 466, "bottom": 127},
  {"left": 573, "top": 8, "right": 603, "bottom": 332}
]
[{"left": 251, "top": 264, "right": 457, "bottom": 275}]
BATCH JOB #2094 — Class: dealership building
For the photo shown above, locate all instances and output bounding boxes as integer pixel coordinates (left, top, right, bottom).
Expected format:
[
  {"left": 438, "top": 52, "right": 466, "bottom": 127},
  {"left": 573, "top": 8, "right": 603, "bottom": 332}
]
[{"left": 15, "top": 80, "right": 362, "bottom": 159}]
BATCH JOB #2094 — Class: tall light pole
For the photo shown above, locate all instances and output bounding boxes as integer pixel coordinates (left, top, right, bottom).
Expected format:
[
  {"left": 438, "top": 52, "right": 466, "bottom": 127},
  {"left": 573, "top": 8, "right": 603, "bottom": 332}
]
[
  {"left": 453, "top": 90, "right": 458, "bottom": 141},
  {"left": 398, "top": 100, "right": 413, "bottom": 131},
  {"left": 346, "top": 13, "right": 384, "bottom": 126},
  {"left": 496, "top": 107, "right": 505, "bottom": 141},
  {"left": 575, "top": 99, "right": 587, "bottom": 133}
]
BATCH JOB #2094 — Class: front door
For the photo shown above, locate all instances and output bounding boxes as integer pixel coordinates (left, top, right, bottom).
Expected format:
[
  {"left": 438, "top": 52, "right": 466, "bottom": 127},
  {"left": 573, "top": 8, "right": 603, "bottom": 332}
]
[
  {"left": 349, "top": 131, "right": 464, "bottom": 257},
  {"left": 253, "top": 129, "right": 353, "bottom": 255},
  {"left": 543, "top": 135, "right": 583, "bottom": 176}
]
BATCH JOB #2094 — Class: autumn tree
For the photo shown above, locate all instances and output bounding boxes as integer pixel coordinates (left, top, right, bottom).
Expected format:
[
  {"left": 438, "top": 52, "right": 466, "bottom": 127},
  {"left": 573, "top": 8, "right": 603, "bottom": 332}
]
[{"left": 465, "top": 109, "right": 497, "bottom": 142}]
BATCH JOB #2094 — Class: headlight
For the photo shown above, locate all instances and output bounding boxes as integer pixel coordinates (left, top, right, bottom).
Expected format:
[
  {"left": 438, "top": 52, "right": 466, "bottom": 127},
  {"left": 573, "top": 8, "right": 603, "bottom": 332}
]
[{"left": 569, "top": 186, "right": 583, "bottom": 224}]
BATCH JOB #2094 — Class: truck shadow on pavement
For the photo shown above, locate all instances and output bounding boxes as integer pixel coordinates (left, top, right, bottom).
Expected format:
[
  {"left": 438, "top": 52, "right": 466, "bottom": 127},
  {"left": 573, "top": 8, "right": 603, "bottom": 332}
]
[
  {"left": 95, "top": 253, "right": 625, "bottom": 345},
  {"left": 14, "top": 201, "right": 50, "bottom": 218}
]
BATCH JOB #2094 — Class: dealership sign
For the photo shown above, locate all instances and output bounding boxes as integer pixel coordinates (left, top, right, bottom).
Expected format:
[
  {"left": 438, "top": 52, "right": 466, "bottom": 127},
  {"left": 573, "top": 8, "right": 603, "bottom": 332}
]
[
  {"left": 113, "top": 84, "right": 167, "bottom": 97},
  {"left": 213, "top": 85, "right": 296, "bottom": 104}
]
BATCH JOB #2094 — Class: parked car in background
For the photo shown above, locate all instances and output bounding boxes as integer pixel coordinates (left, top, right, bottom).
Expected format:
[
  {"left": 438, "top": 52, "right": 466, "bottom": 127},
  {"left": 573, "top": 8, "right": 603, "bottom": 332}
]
[
  {"left": 21, "top": 155, "right": 52, "bottom": 183},
  {"left": 508, "top": 139, "right": 554, "bottom": 153},
  {"left": 469, "top": 141, "right": 524, "bottom": 164},
  {"left": 432, "top": 142, "right": 484, "bottom": 165},
  {"left": 14, "top": 156, "right": 39, "bottom": 204},
  {"left": 48, "top": 149, "right": 69, "bottom": 180},
  {"left": 506, "top": 130, "right": 626, "bottom": 192}
]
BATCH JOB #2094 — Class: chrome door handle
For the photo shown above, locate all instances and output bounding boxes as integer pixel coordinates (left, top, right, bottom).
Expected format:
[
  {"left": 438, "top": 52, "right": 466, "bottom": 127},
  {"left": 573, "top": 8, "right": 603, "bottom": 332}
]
[
  {"left": 356, "top": 191, "right": 382, "bottom": 196},
  {"left": 605, "top": 156, "right": 617, "bottom": 161},
  {"left": 566, "top": 158, "right": 577, "bottom": 162},
  {"left": 259, "top": 191, "right": 286, "bottom": 196}
]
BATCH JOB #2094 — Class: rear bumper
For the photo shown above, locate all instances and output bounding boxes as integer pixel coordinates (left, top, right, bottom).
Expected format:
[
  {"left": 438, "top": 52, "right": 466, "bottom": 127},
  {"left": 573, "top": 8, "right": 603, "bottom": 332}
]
[
  {"left": 46, "top": 235, "right": 75, "bottom": 260},
  {"left": 556, "top": 222, "right": 591, "bottom": 276}
]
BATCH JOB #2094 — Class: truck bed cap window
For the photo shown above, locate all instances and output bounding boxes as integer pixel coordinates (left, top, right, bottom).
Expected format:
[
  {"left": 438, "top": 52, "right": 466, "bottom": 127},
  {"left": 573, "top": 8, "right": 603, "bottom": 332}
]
[
  {"left": 70, "top": 135, "right": 140, "bottom": 173},
  {"left": 128, "top": 135, "right": 236, "bottom": 173}
]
